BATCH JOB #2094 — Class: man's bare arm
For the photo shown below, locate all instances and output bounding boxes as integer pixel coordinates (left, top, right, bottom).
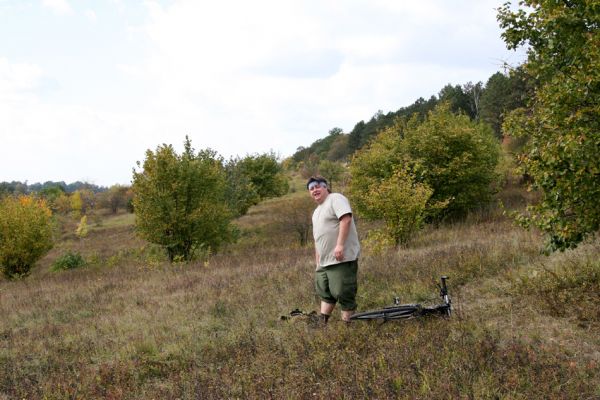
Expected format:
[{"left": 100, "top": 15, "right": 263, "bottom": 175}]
[{"left": 334, "top": 213, "right": 352, "bottom": 261}]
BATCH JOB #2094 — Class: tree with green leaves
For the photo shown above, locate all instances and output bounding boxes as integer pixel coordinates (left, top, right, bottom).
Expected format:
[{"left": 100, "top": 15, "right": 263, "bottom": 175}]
[
  {"left": 0, "top": 195, "right": 54, "bottom": 278},
  {"left": 351, "top": 165, "right": 439, "bottom": 246},
  {"left": 317, "top": 160, "right": 346, "bottom": 190},
  {"left": 39, "top": 185, "right": 66, "bottom": 212},
  {"left": 498, "top": 0, "right": 600, "bottom": 251},
  {"left": 326, "top": 133, "right": 351, "bottom": 161},
  {"left": 350, "top": 103, "right": 501, "bottom": 224},
  {"left": 132, "top": 137, "right": 234, "bottom": 262},
  {"left": 349, "top": 121, "right": 405, "bottom": 214},
  {"left": 223, "top": 152, "right": 288, "bottom": 217},
  {"left": 438, "top": 84, "right": 475, "bottom": 119},
  {"left": 223, "top": 157, "right": 260, "bottom": 217},
  {"left": 479, "top": 69, "right": 530, "bottom": 139},
  {"left": 236, "top": 152, "right": 288, "bottom": 201},
  {"left": 401, "top": 103, "right": 501, "bottom": 218}
]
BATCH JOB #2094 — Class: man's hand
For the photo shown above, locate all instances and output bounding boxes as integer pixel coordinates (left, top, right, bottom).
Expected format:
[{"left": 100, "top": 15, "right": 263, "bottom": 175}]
[{"left": 334, "top": 244, "right": 345, "bottom": 261}]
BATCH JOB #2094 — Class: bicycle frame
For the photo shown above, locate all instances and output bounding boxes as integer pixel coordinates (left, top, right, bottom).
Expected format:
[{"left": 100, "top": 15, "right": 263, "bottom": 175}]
[{"left": 350, "top": 276, "right": 451, "bottom": 321}]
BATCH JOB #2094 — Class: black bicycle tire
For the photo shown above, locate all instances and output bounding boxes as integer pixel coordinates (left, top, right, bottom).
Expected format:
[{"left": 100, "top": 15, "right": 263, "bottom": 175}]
[
  {"left": 350, "top": 305, "right": 419, "bottom": 320},
  {"left": 351, "top": 304, "right": 451, "bottom": 321}
]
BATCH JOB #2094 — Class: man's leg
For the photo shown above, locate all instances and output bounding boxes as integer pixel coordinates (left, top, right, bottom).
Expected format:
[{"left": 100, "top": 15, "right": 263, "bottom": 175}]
[
  {"left": 328, "top": 261, "right": 358, "bottom": 322},
  {"left": 321, "top": 301, "right": 335, "bottom": 316},
  {"left": 341, "top": 309, "right": 354, "bottom": 322},
  {"left": 315, "top": 269, "right": 336, "bottom": 323}
]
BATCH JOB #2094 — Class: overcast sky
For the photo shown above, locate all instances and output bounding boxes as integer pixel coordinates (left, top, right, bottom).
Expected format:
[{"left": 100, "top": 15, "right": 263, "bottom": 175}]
[{"left": 0, "top": 0, "right": 525, "bottom": 186}]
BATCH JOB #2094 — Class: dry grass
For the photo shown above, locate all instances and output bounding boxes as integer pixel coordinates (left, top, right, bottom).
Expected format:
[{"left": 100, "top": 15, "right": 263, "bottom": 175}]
[{"left": 1, "top": 191, "right": 599, "bottom": 399}]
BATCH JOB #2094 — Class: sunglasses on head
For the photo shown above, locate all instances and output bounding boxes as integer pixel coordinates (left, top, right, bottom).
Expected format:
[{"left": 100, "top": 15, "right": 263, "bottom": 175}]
[{"left": 308, "top": 181, "right": 327, "bottom": 190}]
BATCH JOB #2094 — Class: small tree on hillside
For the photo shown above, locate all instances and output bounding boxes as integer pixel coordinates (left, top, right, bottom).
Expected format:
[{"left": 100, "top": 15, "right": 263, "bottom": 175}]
[
  {"left": 70, "top": 191, "right": 83, "bottom": 217},
  {"left": 299, "top": 153, "right": 321, "bottom": 179},
  {"left": 317, "top": 160, "right": 346, "bottom": 190},
  {"left": 355, "top": 167, "right": 443, "bottom": 246},
  {"left": 98, "top": 185, "right": 130, "bottom": 214},
  {"left": 223, "top": 157, "right": 260, "bottom": 217},
  {"left": 78, "top": 189, "right": 96, "bottom": 215},
  {"left": 348, "top": 120, "right": 406, "bottom": 214},
  {"left": 498, "top": 0, "right": 600, "bottom": 251},
  {"left": 53, "top": 193, "right": 72, "bottom": 215},
  {"left": 76, "top": 215, "right": 89, "bottom": 239},
  {"left": 132, "top": 137, "right": 234, "bottom": 262},
  {"left": 0, "top": 195, "right": 54, "bottom": 278},
  {"left": 39, "top": 185, "right": 66, "bottom": 212},
  {"left": 237, "top": 152, "right": 289, "bottom": 200},
  {"left": 400, "top": 103, "right": 501, "bottom": 218}
]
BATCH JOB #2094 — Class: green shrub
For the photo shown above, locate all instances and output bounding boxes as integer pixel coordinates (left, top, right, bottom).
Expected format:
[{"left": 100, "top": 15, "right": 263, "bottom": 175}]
[
  {"left": 356, "top": 167, "right": 443, "bottom": 246},
  {"left": 132, "top": 137, "right": 235, "bottom": 262},
  {"left": 0, "top": 195, "right": 54, "bottom": 278},
  {"left": 350, "top": 103, "right": 501, "bottom": 222},
  {"left": 52, "top": 251, "right": 86, "bottom": 271}
]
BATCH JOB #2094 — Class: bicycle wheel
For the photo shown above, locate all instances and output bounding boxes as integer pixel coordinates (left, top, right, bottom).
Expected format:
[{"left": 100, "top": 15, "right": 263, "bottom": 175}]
[{"left": 350, "top": 304, "right": 420, "bottom": 321}]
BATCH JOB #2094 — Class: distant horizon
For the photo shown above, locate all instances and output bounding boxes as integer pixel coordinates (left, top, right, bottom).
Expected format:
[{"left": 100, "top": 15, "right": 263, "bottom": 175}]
[{"left": 0, "top": 179, "right": 110, "bottom": 191}]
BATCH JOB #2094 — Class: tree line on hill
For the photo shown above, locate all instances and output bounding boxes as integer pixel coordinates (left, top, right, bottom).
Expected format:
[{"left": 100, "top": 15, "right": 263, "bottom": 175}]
[
  {"left": 0, "top": 181, "right": 107, "bottom": 196},
  {"left": 290, "top": 68, "right": 531, "bottom": 167}
]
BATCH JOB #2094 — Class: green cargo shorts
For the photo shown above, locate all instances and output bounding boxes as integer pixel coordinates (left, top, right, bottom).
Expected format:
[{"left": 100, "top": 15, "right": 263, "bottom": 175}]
[{"left": 314, "top": 260, "right": 358, "bottom": 311}]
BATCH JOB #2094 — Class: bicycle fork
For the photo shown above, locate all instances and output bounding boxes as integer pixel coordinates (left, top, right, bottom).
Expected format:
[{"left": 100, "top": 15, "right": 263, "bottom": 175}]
[{"left": 439, "top": 276, "right": 451, "bottom": 316}]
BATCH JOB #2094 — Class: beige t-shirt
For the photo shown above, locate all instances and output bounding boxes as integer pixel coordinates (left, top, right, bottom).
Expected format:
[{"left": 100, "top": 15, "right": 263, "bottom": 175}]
[{"left": 312, "top": 193, "right": 360, "bottom": 269}]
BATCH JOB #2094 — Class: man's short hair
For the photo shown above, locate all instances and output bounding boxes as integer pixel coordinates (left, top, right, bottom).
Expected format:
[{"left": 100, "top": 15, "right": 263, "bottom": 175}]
[{"left": 306, "top": 176, "right": 328, "bottom": 190}]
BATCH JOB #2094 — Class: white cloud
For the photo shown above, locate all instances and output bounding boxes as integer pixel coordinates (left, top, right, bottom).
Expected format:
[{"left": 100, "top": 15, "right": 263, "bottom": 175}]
[
  {"left": 84, "top": 9, "right": 97, "bottom": 22},
  {"left": 131, "top": 0, "right": 520, "bottom": 157},
  {"left": 42, "top": 0, "right": 73, "bottom": 16},
  {"left": 0, "top": 0, "right": 526, "bottom": 185},
  {"left": 0, "top": 58, "right": 44, "bottom": 103}
]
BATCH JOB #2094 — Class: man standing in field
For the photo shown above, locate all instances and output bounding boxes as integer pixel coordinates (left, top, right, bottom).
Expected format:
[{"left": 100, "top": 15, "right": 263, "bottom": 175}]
[{"left": 308, "top": 176, "right": 360, "bottom": 323}]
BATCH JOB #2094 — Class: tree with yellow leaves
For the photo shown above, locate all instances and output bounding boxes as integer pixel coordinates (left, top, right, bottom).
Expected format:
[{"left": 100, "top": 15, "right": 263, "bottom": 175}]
[{"left": 0, "top": 195, "right": 54, "bottom": 278}]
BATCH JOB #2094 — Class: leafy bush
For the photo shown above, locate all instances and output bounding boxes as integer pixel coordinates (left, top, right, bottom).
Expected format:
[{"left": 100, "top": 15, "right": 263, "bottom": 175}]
[
  {"left": 132, "top": 136, "right": 235, "bottom": 262},
  {"left": 52, "top": 251, "right": 86, "bottom": 271},
  {"left": 499, "top": 1, "right": 600, "bottom": 251},
  {"left": 354, "top": 167, "right": 443, "bottom": 246},
  {"left": 0, "top": 195, "right": 54, "bottom": 278},
  {"left": 237, "top": 153, "right": 288, "bottom": 199},
  {"left": 399, "top": 103, "right": 501, "bottom": 218},
  {"left": 350, "top": 103, "right": 501, "bottom": 237}
]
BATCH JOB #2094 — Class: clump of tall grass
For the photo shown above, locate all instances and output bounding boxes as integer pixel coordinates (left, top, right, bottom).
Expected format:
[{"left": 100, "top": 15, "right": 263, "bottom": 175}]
[{"left": 511, "top": 241, "right": 600, "bottom": 327}]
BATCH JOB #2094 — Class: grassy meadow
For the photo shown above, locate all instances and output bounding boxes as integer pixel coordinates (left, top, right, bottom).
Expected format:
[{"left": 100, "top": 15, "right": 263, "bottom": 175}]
[{"left": 1, "top": 183, "right": 599, "bottom": 399}]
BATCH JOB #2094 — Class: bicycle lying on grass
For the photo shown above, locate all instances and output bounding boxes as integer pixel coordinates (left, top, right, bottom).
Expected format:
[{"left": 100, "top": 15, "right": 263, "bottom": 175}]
[{"left": 350, "top": 276, "right": 451, "bottom": 322}]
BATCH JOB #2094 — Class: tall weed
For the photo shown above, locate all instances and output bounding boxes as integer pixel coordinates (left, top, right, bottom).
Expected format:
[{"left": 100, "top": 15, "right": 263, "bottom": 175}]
[{"left": 512, "top": 254, "right": 600, "bottom": 327}]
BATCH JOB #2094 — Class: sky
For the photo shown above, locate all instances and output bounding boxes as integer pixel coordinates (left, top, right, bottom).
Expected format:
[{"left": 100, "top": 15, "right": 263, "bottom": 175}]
[{"left": 0, "top": 0, "right": 526, "bottom": 187}]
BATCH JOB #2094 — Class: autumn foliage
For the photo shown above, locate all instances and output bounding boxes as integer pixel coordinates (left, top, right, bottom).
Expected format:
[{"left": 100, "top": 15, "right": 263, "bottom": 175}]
[{"left": 0, "top": 195, "right": 54, "bottom": 278}]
